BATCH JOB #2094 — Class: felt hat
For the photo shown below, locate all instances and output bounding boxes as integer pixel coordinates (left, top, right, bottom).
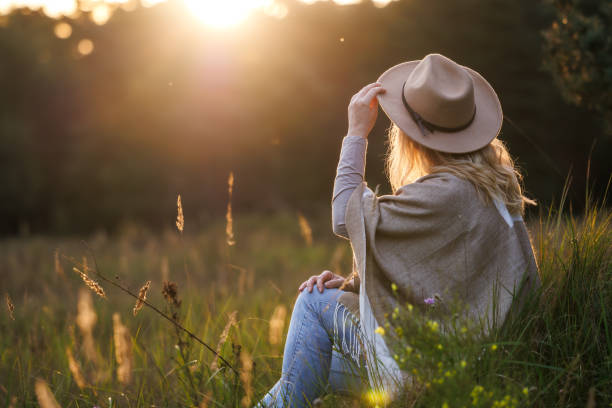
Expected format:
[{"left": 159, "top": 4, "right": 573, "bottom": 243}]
[{"left": 377, "top": 53, "right": 502, "bottom": 154}]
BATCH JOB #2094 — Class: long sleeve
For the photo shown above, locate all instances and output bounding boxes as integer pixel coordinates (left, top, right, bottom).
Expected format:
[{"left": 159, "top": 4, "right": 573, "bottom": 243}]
[{"left": 332, "top": 135, "right": 368, "bottom": 238}]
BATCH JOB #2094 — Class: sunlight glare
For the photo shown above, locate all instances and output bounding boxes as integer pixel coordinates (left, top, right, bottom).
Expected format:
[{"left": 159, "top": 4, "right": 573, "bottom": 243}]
[
  {"left": 372, "top": 0, "right": 395, "bottom": 7},
  {"left": 43, "top": 0, "right": 77, "bottom": 18},
  {"left": 141, "top": 0, "right": 164, "bottom": 7},
  {"left": 184, "top": 0, "right": 266, "bottom": 29},
  {"left": 91, "top": 3, "right": 111, "bottom": 25}
]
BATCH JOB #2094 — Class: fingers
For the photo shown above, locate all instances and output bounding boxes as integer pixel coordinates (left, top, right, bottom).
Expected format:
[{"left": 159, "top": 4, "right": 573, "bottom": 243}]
[
  {"left": 299, "top": 271, "right": 339, "bottom": 293},
  {"left": 324, "top": 278, "right": 345, "bottom": 289},
  {"left": 316, "top": 270, "right": 334, "bottom": 293},
  {"left": 306, "top": 275, "right": 318, "bottom": 293},
  {"left": 363, "top": 86, "right": 386, "bottom": 107},
  {"left": 359, "top": 82, "right": 382, "bottom": 97},
  {"left": 351, "top": 82, "right": 382, "bottom": 102},
  {"left": 298, "top": 280, "right": 308, "bottom": 292}
]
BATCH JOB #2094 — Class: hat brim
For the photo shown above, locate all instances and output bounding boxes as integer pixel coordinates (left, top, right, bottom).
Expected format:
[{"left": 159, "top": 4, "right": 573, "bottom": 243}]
[{"left": 376, "top": 60, "right": 503, "bottom": 154}]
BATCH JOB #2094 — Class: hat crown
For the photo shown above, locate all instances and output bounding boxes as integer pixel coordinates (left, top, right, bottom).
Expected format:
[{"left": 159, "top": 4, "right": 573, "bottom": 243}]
[{"left": 403, "top": 54, "right": 476, "bottom": 129}]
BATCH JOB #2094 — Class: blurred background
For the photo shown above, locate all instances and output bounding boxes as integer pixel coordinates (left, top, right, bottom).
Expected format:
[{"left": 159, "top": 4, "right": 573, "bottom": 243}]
[{"left": 0, "top": 0, "right": 610, "bottom": 235}]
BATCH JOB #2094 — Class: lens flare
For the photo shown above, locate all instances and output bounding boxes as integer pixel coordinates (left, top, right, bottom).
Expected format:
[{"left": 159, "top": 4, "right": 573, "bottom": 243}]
[
  {"left": 54, "top": 21, "right": 72, "bottom": 38},
  {"left": 77, "top": 38, "right": 94, "bottom": 55}
]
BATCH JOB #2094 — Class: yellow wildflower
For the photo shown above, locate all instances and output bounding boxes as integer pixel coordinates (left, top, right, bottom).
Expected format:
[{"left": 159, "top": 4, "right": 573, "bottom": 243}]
[
  {"left": 427, "top": 320, "right": 440, "bottom": 332},
  {"left": 374, "top": 326, "right": 385, "bottom": 336}
]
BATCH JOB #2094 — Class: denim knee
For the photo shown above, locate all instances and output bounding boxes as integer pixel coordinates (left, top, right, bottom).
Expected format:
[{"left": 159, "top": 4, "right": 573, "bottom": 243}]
[{"left": 296, "top": 287, "right": 341, "bottom": 309}]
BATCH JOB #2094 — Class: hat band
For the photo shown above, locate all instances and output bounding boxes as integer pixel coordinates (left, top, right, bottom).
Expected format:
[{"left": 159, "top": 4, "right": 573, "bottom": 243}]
[{"left": 401, "top": 80, "right": 476, "bottom": 137}]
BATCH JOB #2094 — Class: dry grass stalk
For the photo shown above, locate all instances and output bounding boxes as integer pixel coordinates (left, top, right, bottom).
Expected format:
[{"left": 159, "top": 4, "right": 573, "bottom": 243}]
[
  {"left": 586, "top": 387, "right": 596, "bottom": 408},
  {"left": 66, "top": 347, "right": 87, "bottom": 389},
  {"left": 240, "top": 351, "right": 254, "bottom": 408},
  {"left": 5, "top": 293, "right": 15, "bottom": 320},
  {"left": 330, "top": 244, "right": 346, "bottom": 276},
  {"left": 34, "top": 379, "right": 61, "bottom": 408},
  {"left": 269, "top": 304, "right": 287, "bottom": 345},
  {"left": 162, "top": 280, "right": 181, "bottom": 309},
  {"left": 199, "top": 391, "right": 213, "bottom": 408},
  {"left": 54, "top": 250, "right": 64, "bottom": 277},
  {"left": 76, "top": 289, "right": 99, "bottom": 363},
  {"left": 238, "top": 268, "right": 247, "bottom": 295},
  {"left": 112, "top": 313, "right": 133, "bottom": 385},
  {"left": 297, "top": 212, "right": 313, "bottom": 246},
  {"left": 176, "top": 194, "right": 184, "bottom": 233},
  {"left": 210, "top": 310, "right": 238, "bottom": 371},
  {"left": 133, "top": 280, "right": 151, "bottom": 316},
  {"left": 161, "top": 256, "right": 169, "bottom": 282},
  {"left": 72, "top": 267, "right": 106, "bottom": 299},
  {"left": 226, "top": 172, "right": 236, "bottom": 246}
]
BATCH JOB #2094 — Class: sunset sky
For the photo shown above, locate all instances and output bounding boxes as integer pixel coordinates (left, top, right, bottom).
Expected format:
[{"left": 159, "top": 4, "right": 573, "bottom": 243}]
[{"left": 0, "top": 0, "right": 398, "bottom": 28}]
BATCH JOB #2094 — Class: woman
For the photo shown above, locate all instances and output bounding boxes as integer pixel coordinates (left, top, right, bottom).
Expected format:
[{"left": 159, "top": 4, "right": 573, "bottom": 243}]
[{"left": 259, "top": 53, "right": 540, "bottom": 407}]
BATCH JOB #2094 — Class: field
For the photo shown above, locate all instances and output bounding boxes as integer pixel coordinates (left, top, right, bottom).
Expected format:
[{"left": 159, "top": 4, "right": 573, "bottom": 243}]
[{"left": 1, "top": 196, "right": 611, "bottom": 407}]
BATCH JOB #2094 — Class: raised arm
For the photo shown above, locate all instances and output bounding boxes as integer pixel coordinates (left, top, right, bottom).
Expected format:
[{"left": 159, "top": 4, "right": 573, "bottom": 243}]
[
  {"left": 331, "top": 82, "right": 385, "bottom": 238},
  {"left": 332, "top": 136, "right": 367, "bottom": 238}
]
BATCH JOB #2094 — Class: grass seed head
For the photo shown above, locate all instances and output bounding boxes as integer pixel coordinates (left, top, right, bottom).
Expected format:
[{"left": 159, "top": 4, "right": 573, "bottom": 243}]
[
  {"left": 162, "top": 280, "right": 181, "bottom": 309},
  {"left": 199, "top": 391, "right": 213, "bottom": 408},
  {"left": 73, "top": 267, "right": 106, "bottom": 299},
  {"left": 112, "top": 313, "right": 133, "bottom": 385},
  {"left": 34, "top": 379, "right": 61, "bottom": 408},
  {"left": 66, "top": 347, "right": 87, "bottom": 389},
  {"left": 176, "top": 194, "right": 184, "bottom": 233},
  {"left": 133, "top": 280, "right": 151, "bottom": 316},
  {"left": 269, "top": 304, "right": 287, "bottom": 345},
  {"left": 211, "top": 310, "right": 238, "bottom": 371},
  {"left": 226, "top": 172, "right": 236, "bottom": 246},
  {"left": 240, "top": 351, "right": 253, "bottom": 408},
  {"left": 297, "top": 212, "right": 313, "bottom": 246},
  {"left": 5, "top": 293, "right": 15, "bottom": 320},
  {"left": 161, "top": 256, "right": 169, "bottom": 282},
  {"left": 54, "top": 250, "right": 64, "bottom": 277}
]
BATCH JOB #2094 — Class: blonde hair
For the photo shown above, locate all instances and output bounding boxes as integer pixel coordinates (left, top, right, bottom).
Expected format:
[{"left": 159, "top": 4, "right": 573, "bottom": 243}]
[{"left": 385, "top": 123, "right": 536, "bottom": 215}]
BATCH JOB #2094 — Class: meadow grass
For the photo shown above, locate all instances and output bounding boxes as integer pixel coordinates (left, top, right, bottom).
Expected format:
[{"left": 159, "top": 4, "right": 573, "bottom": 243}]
[{"left": 0, "top": 192, "right": 610, "bottom": 407}]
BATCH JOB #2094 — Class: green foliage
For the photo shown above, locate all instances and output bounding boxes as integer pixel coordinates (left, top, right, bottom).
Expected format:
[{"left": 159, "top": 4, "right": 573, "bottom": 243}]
[{"left": 542, "top": 0, "right": 612, "bottom": 133}]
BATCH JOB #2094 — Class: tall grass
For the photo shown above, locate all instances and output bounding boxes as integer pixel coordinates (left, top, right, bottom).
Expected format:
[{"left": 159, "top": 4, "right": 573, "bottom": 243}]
[{"left": 0, "top": 186, "right": 610, "bottom": 407}]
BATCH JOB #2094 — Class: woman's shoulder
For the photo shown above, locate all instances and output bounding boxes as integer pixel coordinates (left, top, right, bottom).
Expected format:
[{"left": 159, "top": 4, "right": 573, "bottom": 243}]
[
  {"left": 372, "top": 172, "right": 479, "bottom": 222},
  {"left": 394, "top": 172, "right": 476, "bottom": 203}
]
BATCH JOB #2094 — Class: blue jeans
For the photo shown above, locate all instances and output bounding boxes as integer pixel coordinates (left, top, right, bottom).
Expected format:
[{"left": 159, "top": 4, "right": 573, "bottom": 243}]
[{"left": 259, "top": 288, "right": 367, "bottom": 407}]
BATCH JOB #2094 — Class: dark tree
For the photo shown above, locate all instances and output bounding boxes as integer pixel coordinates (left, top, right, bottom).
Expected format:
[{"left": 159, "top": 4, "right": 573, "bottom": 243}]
[{"left": 542, "top": 0, "right": 612, "bottom": 133}]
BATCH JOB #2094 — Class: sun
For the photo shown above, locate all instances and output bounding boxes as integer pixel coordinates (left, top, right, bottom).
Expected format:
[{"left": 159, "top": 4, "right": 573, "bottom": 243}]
[{"left": 184, "top": 0, "right": 265, "bottom": 29}]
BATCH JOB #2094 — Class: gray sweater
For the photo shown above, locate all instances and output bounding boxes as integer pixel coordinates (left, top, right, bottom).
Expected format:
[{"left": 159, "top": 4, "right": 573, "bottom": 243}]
[{"left": 332, "top": 135, "right": 367, "bottom": 238}]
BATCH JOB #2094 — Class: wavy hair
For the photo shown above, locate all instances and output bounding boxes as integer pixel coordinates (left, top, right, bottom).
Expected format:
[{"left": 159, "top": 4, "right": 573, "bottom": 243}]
[{"left": 385, "top": 123, "right": 536, "bottom": 215}]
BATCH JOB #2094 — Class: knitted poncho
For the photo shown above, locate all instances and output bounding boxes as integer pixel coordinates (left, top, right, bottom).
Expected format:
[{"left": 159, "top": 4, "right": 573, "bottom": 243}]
[{"left": 337, "top": 172, "right": 540, "bottom": 393}]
